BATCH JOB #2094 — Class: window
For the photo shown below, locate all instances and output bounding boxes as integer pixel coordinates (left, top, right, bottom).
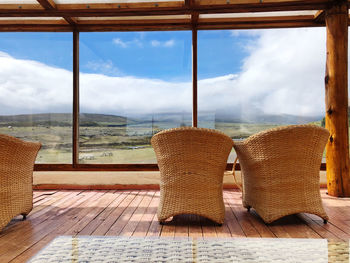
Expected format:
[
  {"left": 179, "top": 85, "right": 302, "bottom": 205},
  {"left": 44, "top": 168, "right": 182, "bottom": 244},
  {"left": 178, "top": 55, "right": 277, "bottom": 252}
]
[
  {"left": 79, "top": 31, "right": 191, "bottom": 164},
  {"left": 198, "top": 28, "right": 326, "bottom": 162},
  {"left": 0, "top": 33, "right": 73, "bottom": 163}
]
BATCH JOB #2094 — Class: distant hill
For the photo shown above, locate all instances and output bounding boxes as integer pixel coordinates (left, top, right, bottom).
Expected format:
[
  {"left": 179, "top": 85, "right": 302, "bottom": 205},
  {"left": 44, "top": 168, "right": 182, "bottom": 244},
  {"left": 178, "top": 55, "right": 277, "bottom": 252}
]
[
  {"left": 0, "top": 110, "right": 331, "bottom": 128},
  {"left": 0, "top": 113, "right": 131, "bottom": 127},
  {"left": 215, "top": 112, "right": 322, "bottom": 125}
]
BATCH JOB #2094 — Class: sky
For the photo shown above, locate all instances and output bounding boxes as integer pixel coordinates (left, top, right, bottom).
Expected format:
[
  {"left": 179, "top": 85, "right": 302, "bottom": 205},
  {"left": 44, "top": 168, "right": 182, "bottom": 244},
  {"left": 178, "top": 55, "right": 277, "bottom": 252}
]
[{"left": 0, "top": 28, "right": 335, "bottom": 119}]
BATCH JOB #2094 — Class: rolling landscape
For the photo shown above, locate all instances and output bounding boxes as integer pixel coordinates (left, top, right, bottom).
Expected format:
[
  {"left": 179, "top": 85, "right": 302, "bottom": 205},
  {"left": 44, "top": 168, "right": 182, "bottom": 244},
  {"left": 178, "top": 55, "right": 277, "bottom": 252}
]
[{"left": 0, "top": 112, "right": 326, "bottom": 164}]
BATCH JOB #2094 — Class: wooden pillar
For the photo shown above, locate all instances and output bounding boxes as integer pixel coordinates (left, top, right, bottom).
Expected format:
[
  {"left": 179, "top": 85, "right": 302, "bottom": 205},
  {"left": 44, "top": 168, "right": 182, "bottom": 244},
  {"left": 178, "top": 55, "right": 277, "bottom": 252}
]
[
  {"left": 73, "top": 30, "right": 80, "bottom": 167},
  {"left": 192, "top": 28, "right": 198, "bottom": 128},
  {"left": 325, "top": 0, "right": 350, "bottom": 197}
]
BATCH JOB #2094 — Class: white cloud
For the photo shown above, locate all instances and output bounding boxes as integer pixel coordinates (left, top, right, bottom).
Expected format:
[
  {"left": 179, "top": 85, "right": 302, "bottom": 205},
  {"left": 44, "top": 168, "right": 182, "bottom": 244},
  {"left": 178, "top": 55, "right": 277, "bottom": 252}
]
[
  {"left": 112, "top": 37, "right": 143, "bottom": 48},
  {"left": 164, "top": 39, "right": 175, "bottom": 47},
  {"left": 0, "top": 28, "right": 344, "bottom": 121},
  {"left": 85, "top": 60, "right": 122, "bottom": 76},
  {"left": 151, "top": 40, "right": 160, "bottom": 47},
  {"left": 112, "top": 38, "right": 128, "bottom": 48},
  {"left": 150, "top": 39, "right": 175, "bottom": 48},
  {"left": 231, "top": 28, "right": 327, "bottom": 117}
]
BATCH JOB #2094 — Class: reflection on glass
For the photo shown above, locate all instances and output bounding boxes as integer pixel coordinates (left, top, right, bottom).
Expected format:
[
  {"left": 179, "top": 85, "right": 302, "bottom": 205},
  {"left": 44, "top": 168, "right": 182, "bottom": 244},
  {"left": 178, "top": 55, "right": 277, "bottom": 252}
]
[
  {"left": 79, "top": 31, "right": 192, "bottom": 164},
  {"left": 0, "top": 33, "right": 73, "bottom": 163},
  {"left": 198, "top": 29, "right": 326, "bottom": 162}
]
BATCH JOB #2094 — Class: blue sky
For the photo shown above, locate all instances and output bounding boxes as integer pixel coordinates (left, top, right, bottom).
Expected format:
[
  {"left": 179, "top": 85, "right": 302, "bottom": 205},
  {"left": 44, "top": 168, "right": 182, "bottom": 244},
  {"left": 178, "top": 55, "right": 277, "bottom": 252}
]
[
  {"left": 0, "top": 28, "right": 327, "bottom": 118},
  {"left": 0, "top": 32, "right": 73, "bottom": 70},
  {"left": 0, "top": 30, "right": 254, "bottom": 81}
]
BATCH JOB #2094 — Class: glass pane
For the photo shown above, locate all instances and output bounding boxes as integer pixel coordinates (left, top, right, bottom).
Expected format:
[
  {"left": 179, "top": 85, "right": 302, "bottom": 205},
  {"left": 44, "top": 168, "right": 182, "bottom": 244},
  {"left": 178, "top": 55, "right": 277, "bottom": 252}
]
[
  {"left": 198, "top": 28, "right": 326, "bottom": 162},
  {"left": 79, "top": 31, "right": 191, "bottom": 164},
  {"left": 0, "top": 32, "right": 73, "bottom": 163}
]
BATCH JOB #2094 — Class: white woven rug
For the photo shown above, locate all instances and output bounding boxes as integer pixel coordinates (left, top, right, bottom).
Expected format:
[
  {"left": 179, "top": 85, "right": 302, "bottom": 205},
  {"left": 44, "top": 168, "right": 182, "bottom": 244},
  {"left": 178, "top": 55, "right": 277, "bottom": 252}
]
[{"left": 28, "top": 236, "right": 348, "bottom": 263}]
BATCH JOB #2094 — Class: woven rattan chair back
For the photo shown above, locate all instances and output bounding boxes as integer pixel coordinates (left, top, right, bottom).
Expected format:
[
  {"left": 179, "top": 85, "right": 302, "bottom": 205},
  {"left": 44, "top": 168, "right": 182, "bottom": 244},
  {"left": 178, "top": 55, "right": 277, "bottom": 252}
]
[
  {"left": 0, "top": 134, "right": 41, "bottom": 232},
  {"left": 151, "top": 127, "right": 233, "bottom": 224},
  {"left": 233, "top": 125, "right": 329, "bottom": 224}
]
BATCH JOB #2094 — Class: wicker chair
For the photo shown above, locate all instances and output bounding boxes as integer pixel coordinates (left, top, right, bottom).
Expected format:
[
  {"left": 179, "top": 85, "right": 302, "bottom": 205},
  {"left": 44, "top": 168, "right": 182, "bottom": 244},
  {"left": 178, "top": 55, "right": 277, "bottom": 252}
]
[
  {"left": 151, "top": 127, "right": 234, "bottom": 225},
  {"left": 233, "top": 125, "right": 329, "bottom": 224},
  {"left": 0, "top": 134, "right": 41, "bottom": 232}
]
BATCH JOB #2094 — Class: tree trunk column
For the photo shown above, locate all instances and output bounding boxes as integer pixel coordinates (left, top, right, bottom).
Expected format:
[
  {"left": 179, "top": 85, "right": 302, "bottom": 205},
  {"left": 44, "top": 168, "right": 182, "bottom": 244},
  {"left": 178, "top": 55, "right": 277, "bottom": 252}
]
[{"left": 325, "top": 0, "right": 350, "bottom": 197}]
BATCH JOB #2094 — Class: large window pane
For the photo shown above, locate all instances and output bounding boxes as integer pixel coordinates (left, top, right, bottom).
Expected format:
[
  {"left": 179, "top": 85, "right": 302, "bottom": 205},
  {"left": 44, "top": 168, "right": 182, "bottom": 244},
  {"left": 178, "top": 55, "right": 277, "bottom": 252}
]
[
  {"left": 79, "top": 31, "right": 191, "bottom": 164},
  {"left": 198, "top": 29, "right": 326, "bottom": 162},
  {"left": 0, "top": 32, "right": 73, "bottom": 163}
]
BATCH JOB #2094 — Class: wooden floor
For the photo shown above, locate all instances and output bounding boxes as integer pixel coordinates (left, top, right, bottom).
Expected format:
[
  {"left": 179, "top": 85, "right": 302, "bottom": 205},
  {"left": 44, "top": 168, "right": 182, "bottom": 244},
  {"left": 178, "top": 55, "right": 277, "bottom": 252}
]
[{"left": 1, "top": 189, "right": 350, "bottom": 262}]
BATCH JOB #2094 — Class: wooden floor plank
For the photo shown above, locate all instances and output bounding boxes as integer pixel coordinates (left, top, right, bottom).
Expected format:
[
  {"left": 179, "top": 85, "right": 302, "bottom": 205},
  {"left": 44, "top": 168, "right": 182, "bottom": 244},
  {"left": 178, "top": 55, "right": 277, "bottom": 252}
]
[
  {"left": 188, "top": 215, "right": 203, "bottom": 239},
  {"left": 224, "top": 191, "right": 260, "bottom": 237},
  {"left": 1, "top": 190, "right": 73, "bottom": 235},
  {"left": 297, "top": 213, "right": 342, "bottom": 241},
  {"left": 92, "top": 191, "right": 139, "bottom": 236},
  {"left": 77, "top": 191, "right": 128, "bottom": 236},
  {"left": 64, "top": 190, "right": 119, "bottom": 236},
  {"left": 1, "top": 189, "right": 350, "bottom": 263},
  {"left": 0, "top": 191, "right": 84, "bottom": 245},
  {"left": 105, "top": 191, "right": 145, "bottom": 236},
  {"left": 133, "top": 191, "right": 158, "bottom": 237},
  {"left": 145, "top": 192, "right": 162, "bottom": 237},
  {"left": 174, "top": 214, "right": 190, "bottom": 238},
  {"left": 119, "top": 191, "right": 154, "bottom": 237},
  {"left": 10, "top": 191, "right": 111, "bottom": 263},
  {"left": 1, "top": 191, "right": 103, "bottom": 262}
]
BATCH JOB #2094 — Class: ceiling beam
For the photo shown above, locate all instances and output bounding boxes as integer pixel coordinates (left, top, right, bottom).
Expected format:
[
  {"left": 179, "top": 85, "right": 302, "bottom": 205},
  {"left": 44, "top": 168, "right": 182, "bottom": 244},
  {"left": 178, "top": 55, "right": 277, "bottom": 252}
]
[
  {"left": 36, "top": 0, "right": 56, "bottom": 10},
  {"left": 36, "top": 0, "right": 76, "bottom": 26},
  {"left": 0, "top": 0, "right": 332, "bottom": 17},
  {"left": 314, "top": 9, "right": 326, "bottom": 23}
]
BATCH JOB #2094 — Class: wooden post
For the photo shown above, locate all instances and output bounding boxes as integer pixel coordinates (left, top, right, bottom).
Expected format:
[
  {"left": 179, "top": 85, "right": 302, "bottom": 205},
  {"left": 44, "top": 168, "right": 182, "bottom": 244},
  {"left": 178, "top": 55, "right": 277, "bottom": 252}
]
[
  {"left": 73, "top": 30, "right": 80, "bottom": 166},
  {"left": 192, "top": 28, "right": 198, "bottom": 128},
  {"left": 325, "top": 0, "right": 350, "bottom": 197}
]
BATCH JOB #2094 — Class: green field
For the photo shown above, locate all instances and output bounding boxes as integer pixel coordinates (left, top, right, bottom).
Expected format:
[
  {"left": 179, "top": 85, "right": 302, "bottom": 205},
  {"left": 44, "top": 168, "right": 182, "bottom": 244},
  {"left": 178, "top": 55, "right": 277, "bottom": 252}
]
[{"left": 0, "top": 113, "right": 326, "bottom": 164}]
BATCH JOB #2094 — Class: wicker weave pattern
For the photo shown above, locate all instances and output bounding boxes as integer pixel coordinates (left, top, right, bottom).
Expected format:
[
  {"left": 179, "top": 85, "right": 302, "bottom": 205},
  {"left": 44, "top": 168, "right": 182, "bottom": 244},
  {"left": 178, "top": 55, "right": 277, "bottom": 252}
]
[
  {"left": 151, "top": 127, "right": 234, "bottom": 224},
  {"left": 233, "top": 125, "right": 329, "bottom": 224},
  {"left": 0, "top": 134, "right": 41, "bottom": 231}
]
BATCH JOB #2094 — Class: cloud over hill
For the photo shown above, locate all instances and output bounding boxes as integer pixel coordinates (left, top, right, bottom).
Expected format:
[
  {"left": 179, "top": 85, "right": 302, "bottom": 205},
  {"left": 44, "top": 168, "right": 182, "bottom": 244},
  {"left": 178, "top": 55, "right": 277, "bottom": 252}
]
[{"left": 0, "top": 28, "right": 338, "bottom": 119}]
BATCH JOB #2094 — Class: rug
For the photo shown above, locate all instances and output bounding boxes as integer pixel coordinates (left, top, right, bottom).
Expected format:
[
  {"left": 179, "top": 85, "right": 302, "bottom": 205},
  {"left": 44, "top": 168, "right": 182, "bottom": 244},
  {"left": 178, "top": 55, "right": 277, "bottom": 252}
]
[{"left": 28, "top": 236, "right": 349, "bottom": 263}]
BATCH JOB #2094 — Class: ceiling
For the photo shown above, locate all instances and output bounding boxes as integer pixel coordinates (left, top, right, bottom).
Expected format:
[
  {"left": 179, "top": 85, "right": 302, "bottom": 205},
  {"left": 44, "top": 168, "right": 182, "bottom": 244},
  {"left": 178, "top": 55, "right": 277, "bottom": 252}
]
[{"left": 0, "top": 0, "right": 348, "bottom": 31}]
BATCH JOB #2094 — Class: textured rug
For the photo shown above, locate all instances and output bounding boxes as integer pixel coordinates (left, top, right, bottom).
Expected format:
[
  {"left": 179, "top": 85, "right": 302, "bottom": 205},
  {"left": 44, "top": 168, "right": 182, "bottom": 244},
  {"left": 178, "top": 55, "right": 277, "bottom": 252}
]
[{"left": 28, "top": 236, "right": 349, "bottom": 263}]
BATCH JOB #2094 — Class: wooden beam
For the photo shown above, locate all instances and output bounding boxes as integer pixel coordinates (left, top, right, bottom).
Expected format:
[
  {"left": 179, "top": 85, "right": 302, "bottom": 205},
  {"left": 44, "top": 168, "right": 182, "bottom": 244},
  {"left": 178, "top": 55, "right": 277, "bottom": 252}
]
[
  {"left": 325, "top": 0, "right": 350, "bottom": 197},
  {"left": 197, "top": 20, "right": 321, "bottom": 29},
  {"left": 0, "top": 4, "right": 43, "bottom": 10},
  {"left": 0, "top": 20, "right": 322, "bottom": 32},
  {"left": 73, "top": 30, "right": 80, "bottom": 166},
  {"left": 0, "top": 25, "right": 72, "bottom": 31},
  {"left": 76, "top": 18, "right": 190, "bottom": 25},
  {"left": 0, "top": 19, "right": 67, "bottom": 25},
  {"left": 192, "top": 27, "right": 198, "bottom": 127},
  {"left": 36, "top": 0, "right": 56, "bottom": 10},
  {"left": 33, "top": 163, "right": 326, "bottom": 171},
  {"left": 64, "top": 16, "right": 77, "bottom": 26},
  {"left": 34, "top": 164, "right": 160, "bottom": 171},
  {"left": 0, "top": 0, "right": 332, "bottom": 18},
  {"left": 36, "top": 0, "right": 76, "bottom": 28},
  {"left": 314, "top": 9, "right": 326, "bottom": 23},
  {"left": 199, "top": 14, "right": 316, "bottom": 23}
]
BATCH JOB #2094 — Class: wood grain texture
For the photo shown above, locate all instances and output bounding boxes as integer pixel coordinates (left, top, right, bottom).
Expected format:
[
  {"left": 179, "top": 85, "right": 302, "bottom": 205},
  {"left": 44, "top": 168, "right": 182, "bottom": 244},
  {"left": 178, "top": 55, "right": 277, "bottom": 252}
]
[
  {"left": 325, "top": 0, "right": 350, "bottom": 197},
  {"left": 0, "top": 0, "right": 335, "bottom": 31},
  {"left": 0, "top": 189, "right": 349, "bottom": 262},
  {"left": 73, "top": 30, "right": 80, "bottom": 166}
]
